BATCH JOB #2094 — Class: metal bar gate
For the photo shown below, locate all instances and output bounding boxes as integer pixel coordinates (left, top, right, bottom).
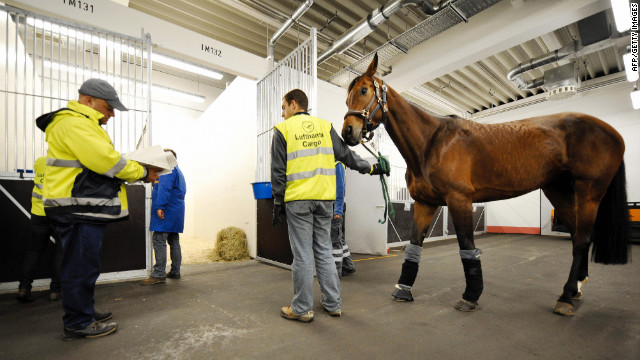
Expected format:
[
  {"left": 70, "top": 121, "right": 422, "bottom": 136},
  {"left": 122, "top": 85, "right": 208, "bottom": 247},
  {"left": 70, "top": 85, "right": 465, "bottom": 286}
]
[
  {"left": 0, "top": 5, "right": 153, "bottom": 290},
  {"left": 0, "top": 4, "right": 152, "bottom": 176},
  {"left": 255, "top": 28, "right": 317, "bottom": 268},
  {"left": 256, "top": 28, "right": 317, "bottom": 183}
]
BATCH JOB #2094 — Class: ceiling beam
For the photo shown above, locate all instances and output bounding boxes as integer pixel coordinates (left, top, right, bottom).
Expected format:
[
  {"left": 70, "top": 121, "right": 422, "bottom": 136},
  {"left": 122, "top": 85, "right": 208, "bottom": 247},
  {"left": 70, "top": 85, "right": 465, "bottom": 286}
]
[{"left": 384, "top": 0, "right": 610, "bottom": 93}]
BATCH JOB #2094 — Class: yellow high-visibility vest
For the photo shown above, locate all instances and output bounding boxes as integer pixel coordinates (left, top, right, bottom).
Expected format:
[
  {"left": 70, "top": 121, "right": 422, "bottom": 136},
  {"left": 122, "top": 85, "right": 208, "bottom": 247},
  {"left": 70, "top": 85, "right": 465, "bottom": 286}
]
[
  {"left": 31, "top": 156, "right": 46, "bottom": 216},
  {"left": 275, "top": 114, "right": 336, "bottom": 202},
  {"left": 38, "top": 100, "right": 146, "bottom": 223}
]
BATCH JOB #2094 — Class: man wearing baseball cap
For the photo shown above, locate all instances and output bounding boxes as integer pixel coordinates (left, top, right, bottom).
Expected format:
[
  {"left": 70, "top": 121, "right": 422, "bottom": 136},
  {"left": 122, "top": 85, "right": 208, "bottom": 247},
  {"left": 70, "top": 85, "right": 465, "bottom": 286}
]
[
  {"left": 36, "top": 78, "right": 159, "bottom": 339},
  {"left": 77, "top": 78, "right": 128, "bottom": 124}
]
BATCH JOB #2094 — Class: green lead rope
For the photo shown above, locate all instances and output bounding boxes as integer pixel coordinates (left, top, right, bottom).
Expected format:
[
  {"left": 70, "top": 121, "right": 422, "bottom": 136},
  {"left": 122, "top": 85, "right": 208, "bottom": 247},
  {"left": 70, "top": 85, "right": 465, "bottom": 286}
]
[{"left": 362, "top": 143, "right": 395, "bottom": 224}]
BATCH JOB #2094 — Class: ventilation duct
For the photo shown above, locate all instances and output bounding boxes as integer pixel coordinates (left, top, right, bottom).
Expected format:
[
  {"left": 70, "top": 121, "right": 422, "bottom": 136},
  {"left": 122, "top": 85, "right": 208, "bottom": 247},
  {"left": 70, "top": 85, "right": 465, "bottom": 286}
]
[
  {"left": 267, "top": 0, "right": 313, "bottom": 66},
  {"left": 506, "top": 9, "right": 629, "bottom": 101},
  {"left": 507, "top": 41, "right": 578, "bottom": 91},
  {"left": 543, "top": 63, "right": 578, "bottom": 101},
  {"left": 317, "top": 0, "right": 450, "bottom": 65},
  {"left": 506, "top": 34, "right": 629, "bottom": 100},
  {"left": 328, "top": 0, "right": 501, "bottom": 87}
]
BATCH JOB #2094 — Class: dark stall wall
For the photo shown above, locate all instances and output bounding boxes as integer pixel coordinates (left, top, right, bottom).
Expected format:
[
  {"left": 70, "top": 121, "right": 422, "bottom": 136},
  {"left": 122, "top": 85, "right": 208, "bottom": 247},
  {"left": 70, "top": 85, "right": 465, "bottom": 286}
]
[
  {"left": 256, "top": 198, "right": 292, "bottom": 268},
  {"left": 0, "top": 178, "right": 147, "bottom": 291}
]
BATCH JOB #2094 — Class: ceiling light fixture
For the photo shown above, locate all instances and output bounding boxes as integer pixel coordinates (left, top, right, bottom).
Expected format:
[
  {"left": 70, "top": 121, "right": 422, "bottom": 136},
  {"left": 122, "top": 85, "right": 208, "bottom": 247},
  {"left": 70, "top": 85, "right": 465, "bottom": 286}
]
[
  {"left": 43, "top": 60, "right": 205, "bottom": 104},
  {"left": 152, "top": 53, "right": 223, "bottom": 80},
  {"left": 152, "top": 85, "right": 205, "bottom": 103},
  {"left": 611, "top": 0, "right": 632, "bottom": 32},
  {"left": 27, "top": 18, "right": 223, "bottom": 81}
]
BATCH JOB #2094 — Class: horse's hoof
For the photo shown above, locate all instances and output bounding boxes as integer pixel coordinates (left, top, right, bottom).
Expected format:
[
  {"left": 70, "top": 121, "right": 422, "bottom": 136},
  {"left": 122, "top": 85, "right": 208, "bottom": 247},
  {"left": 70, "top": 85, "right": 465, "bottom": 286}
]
[
  {"left": 454, "top": 299, "right": 478, "bottom": 312},
  {"left": 391, "top": 287, "right": 414, "bottom": 302},
  {"left": 553, "top": 301, "right": 575, "bottom": 316}
]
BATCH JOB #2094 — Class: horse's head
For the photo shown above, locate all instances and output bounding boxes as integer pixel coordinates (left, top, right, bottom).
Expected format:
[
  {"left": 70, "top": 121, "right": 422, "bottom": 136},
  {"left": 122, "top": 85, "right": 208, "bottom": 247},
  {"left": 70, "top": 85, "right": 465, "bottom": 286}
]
[{"left": 342, "top": 53, "right": 388, "bottom": 146}]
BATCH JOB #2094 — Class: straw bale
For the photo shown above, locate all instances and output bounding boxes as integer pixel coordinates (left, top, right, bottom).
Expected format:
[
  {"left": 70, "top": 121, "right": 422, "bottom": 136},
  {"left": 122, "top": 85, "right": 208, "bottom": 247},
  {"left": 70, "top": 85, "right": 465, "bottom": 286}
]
[{"left": 212, "top": 226, "right": 250, "bottom": 262}]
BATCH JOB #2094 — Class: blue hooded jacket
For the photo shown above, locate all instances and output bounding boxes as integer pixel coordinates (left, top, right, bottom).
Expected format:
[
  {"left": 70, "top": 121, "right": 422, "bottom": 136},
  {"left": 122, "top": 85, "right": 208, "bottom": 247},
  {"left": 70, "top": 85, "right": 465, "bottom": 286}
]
[{"left": 150, "top": 166, "right": 186, "bottom": 233}]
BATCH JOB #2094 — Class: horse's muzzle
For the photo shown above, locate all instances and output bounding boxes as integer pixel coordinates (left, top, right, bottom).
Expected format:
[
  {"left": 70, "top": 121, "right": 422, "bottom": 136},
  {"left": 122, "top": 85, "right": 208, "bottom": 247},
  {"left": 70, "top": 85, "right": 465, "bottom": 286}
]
[{"left": 342, "top": 124, "right": 360, "bottom": 146}]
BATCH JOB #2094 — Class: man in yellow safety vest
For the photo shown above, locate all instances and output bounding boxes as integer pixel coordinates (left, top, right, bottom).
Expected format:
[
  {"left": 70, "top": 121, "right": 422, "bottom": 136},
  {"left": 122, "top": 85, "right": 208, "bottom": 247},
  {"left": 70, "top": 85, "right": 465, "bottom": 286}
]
[{"left": 271, "top": 89, "right": 387, "bottom": 323}]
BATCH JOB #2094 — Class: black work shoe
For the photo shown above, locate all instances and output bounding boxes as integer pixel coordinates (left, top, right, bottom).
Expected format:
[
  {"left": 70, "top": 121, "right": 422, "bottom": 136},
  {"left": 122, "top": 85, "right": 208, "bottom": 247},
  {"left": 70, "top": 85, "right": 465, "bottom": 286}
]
[
  {"left": 94, "top": 310, "right": 113, "bottom": 322},
  {"left": 166, "top": 272, "right": 181, "bottom": 279},
  {"left": 48, "top": 291, "right": 62, "bottom": 301},
  {"left": 341, "top": 268, "right": 356, "bottom": 277},
  {"left": 17, "top": 288, "right": 34, "bottom": 303},
  {"left": 63, "top": 321, "right": 118, "bottom": 340}
]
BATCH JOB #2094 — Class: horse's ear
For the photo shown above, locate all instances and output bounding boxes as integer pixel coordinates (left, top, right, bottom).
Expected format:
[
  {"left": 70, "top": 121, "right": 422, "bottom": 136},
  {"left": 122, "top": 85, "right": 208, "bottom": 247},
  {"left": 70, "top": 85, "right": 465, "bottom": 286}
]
[{"left": 365, "top": 53, "right": 378, "bottom": 77}]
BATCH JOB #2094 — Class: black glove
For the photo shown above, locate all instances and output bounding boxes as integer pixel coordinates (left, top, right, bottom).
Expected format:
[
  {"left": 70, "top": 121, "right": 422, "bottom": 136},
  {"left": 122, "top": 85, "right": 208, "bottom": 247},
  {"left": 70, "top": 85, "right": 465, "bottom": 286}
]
[
  {"left": 272, "top": 203, "right": 286, "bottom": 226},
  {"left": 370, "top": 163, "right": 389, "bottom": 176}
]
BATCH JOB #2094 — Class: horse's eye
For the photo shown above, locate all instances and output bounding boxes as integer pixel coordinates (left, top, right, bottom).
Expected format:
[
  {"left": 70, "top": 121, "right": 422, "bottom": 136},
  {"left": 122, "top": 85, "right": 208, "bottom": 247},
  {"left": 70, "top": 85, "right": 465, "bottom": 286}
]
[{"left": 360, "top": 87, "right": 367, "bottom": 95}]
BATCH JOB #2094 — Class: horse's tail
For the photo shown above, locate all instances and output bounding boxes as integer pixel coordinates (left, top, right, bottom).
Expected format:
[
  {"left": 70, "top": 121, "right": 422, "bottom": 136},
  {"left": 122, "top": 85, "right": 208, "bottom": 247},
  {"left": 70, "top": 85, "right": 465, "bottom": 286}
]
[{"left": 591, "top": 160, "right": 630, "bottom": 264}]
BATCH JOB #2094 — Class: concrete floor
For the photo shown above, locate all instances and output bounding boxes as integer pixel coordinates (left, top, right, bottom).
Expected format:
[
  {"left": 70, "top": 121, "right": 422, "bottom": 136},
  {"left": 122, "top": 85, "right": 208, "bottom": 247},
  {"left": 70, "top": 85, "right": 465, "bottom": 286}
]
[{"left": 0, "top": 234, "right": 638, "bottom": 360}]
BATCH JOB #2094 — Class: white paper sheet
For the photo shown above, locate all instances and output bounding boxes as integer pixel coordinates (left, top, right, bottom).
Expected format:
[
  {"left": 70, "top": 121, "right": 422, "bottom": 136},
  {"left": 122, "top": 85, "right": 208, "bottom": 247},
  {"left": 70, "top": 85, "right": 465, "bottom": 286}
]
[{"left": 124, "top": 145, "right": 178, "bottom": 176}]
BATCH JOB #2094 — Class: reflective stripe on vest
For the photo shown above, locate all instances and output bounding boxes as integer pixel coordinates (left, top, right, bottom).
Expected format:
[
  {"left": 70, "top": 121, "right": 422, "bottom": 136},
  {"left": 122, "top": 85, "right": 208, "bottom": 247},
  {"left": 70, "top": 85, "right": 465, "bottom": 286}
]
[
  {"left": 46, "top": 158, "right": 83, "bottom": 168},
  {"left": 74, "top": 208, "right": 129, "bottom": 219},
  {"left": 286, "top": 147, "right": 334, "bottom": 161},
  {"left": 43, "top": 156, "right": 123, "bottom": 214},
  {"left": 31, "top": 157, "right": 47, "bottom": 216},
  {"left": 46, "top": 156, "right": 127, "bottom": 179},
  {"left": 43, "top": 196, "right": 121, "bottom": 207},
  {"left": 104, "top": 157, "right": 128, "bottom": 178},
  {"left": 275, "top": 114, "right": 336, "bottom": 202},
  {"left": 286, "top": 167, "right": 335, "bottom": 182}
]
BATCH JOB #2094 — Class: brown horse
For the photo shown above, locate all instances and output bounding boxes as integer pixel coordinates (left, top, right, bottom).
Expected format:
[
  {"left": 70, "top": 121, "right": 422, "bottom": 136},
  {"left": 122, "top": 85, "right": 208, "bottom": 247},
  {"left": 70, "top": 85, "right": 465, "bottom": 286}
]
[{"left": 342, "top": 54, "right": 629, "bottom": 316}]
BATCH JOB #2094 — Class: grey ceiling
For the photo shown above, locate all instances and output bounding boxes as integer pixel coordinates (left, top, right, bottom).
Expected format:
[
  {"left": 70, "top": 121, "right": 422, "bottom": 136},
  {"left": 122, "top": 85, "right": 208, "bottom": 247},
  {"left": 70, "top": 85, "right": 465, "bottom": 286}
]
[{"left": 127, "top": 0, "right": 630, "bottom": 116}]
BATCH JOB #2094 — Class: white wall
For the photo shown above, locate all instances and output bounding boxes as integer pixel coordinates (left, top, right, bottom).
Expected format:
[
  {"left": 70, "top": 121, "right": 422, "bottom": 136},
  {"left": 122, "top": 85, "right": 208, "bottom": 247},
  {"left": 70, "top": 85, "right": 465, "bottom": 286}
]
[
  {"left": 479, "top": 80, "right": 640, "bottom": 233},
  {"left": 178, "top": 77, "right": 258, "bottom": 256},
  {"left": 150, "top": 101, "right": 202, "bottom": 240},
  {"left": 486, "top": 191, "right": 541, "bottom": 234}
]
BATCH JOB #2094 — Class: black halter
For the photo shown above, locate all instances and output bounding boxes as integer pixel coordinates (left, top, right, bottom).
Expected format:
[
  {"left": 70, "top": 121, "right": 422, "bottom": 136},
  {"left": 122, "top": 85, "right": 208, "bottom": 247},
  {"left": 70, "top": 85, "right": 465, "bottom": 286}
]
[{"left": 344, "top": 79, "right": 388, "bottom": 142}]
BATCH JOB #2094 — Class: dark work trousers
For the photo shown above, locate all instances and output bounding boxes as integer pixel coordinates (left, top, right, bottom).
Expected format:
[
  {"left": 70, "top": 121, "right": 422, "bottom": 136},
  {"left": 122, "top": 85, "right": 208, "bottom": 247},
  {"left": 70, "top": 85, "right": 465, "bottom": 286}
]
[
  {"left": 19, "top": 215, "right": 62, "bottom": 292},
  {"left": 56, "top": 222, "right": 107, "bottom": 329},
  {"left": 330, "top": 208, "right": 356, "bottom": 276}
]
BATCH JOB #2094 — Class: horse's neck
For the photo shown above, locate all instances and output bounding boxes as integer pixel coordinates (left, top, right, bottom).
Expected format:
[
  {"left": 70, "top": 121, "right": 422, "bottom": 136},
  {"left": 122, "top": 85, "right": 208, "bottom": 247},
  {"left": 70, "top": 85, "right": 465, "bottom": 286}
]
[{"left": 384, "top": 90, "right": 440, "bottom": 176}]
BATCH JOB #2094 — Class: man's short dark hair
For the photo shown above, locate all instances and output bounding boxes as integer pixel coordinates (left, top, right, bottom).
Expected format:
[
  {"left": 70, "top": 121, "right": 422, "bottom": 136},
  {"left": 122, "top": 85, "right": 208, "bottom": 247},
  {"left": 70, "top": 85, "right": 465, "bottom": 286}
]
[{"left": 283, "top": 89, "right": 308, "bottom": 111}]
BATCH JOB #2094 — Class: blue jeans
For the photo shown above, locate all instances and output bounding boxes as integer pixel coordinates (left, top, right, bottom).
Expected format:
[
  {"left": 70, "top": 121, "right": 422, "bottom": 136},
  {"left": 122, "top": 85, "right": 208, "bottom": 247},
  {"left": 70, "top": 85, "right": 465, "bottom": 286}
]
[
  {"left": 56, "top": 222, "right": 106, "bottom": 329},
  {"left": 151, "top": 232, "right": 181, "bottom": 278},
  {"left": 285, "top": 200, "right": 341, "bottom": 314}
]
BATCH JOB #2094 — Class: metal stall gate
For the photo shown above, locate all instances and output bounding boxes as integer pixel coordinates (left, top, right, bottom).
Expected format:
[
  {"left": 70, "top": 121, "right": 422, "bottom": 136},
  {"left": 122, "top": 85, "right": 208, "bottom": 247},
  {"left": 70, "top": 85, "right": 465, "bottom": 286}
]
[
  {"left": 255, "top": 28, "right": 317, "bottom": 268},
  {"left": 373, "top": 127, "right": 486, "bottom": 247},
  {"left": 0, "top": 5, "right": 152, "bottom": 290}
]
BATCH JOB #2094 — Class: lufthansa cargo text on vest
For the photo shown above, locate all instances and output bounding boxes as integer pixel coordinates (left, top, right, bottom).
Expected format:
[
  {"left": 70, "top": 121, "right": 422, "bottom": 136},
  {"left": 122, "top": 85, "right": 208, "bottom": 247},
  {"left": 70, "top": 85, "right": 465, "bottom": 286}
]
[{"left": 295, "top": 132, "right": 324, "bottom": 148}]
